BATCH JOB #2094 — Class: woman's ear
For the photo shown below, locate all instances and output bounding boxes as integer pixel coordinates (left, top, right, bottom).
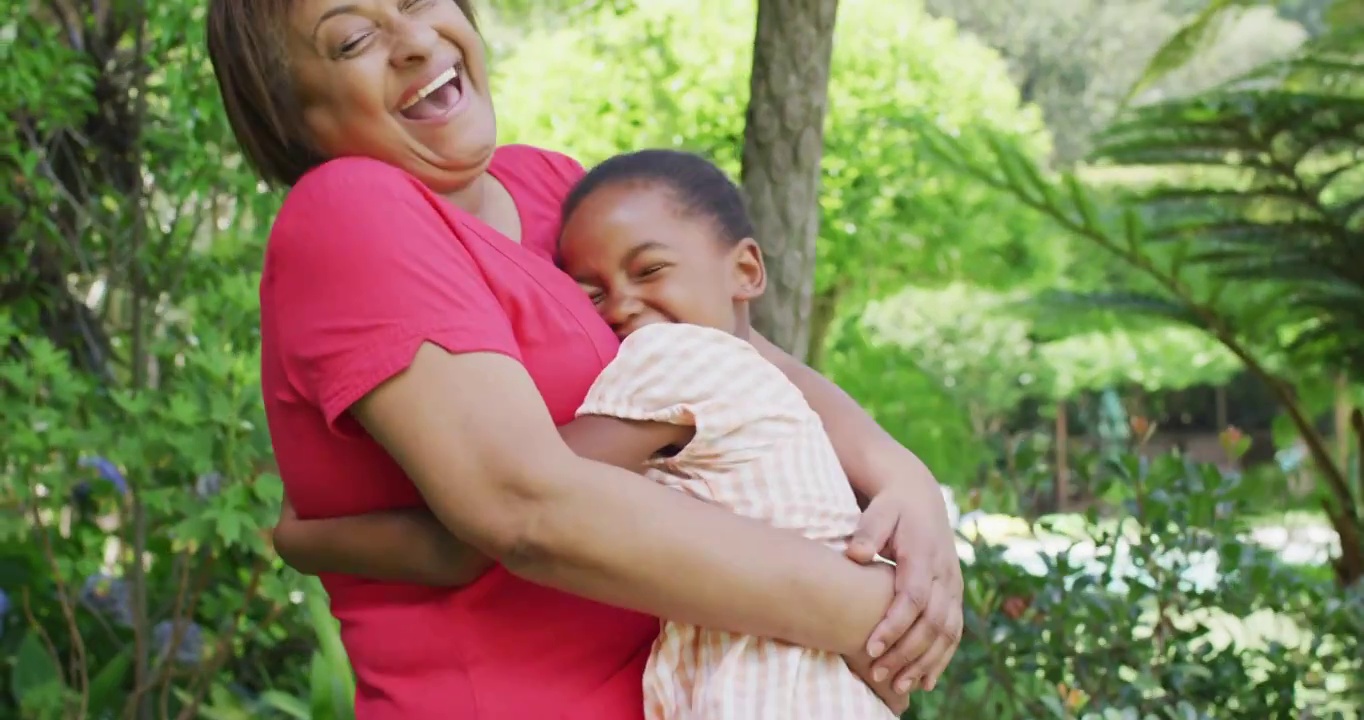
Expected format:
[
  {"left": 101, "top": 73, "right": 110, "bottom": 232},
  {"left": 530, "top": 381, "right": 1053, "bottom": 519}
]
[{"left": 729, "top": 238, "right": 766, "bottom": 301}]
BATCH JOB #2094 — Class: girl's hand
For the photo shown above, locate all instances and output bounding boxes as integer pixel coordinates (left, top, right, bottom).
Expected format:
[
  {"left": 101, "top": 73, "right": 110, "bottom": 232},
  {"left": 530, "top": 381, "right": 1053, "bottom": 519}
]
[{"left": 847, "top": 484, "right": 963, "bottom": 694}]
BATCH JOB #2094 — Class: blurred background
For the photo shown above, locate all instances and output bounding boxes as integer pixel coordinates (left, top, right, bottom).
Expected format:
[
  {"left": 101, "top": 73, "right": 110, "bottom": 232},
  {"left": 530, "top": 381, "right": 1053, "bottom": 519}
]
[{"left": 2, "top": 0, "right": 1362, "bottom": 717}]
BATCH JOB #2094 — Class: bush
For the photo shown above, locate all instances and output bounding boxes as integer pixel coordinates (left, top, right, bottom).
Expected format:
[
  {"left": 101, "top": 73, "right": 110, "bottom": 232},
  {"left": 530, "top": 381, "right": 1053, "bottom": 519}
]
[{"left": 913, "top": 451, "right": 1363, "bottom": 719}]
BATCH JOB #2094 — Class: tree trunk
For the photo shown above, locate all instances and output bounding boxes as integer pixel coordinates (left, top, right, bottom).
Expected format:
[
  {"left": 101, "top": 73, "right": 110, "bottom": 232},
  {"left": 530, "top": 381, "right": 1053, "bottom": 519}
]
[{"left": 740, "top": 0, "right": 840, "bottom": 360}]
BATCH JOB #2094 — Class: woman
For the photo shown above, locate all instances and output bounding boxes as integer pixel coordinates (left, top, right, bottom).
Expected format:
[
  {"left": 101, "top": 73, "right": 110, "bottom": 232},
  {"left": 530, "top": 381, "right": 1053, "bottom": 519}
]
[{"left": 207, "top": 2, "right": 963, "bottom": 718}]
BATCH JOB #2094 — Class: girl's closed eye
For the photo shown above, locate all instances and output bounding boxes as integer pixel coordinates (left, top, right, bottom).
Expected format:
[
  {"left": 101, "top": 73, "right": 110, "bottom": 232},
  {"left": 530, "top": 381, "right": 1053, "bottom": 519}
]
[
  {"left": 634, "top": 263, "right": 668, "bottom": 279},
  {"left": 582, "top": 286, "right": 606, "bottom": 306}
]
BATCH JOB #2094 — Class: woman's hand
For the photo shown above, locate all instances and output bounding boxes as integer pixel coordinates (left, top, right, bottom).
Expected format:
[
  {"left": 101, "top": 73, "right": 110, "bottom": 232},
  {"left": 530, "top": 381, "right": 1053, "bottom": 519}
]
[
  {"left": 844, "top": 650, "right": 912, "bottom": 715},
  {"left": 847, "top": 483, "right": 963, "bottom": 694}
]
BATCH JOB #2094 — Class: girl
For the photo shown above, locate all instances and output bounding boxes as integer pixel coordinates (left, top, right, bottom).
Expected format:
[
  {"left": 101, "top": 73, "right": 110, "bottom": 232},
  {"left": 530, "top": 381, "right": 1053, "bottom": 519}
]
[
  {"left": 280, "top": 149, "right": 898, "bottom": 719},
  {"left": 560, "top": 151, "right": 898, "bottom": 720}
]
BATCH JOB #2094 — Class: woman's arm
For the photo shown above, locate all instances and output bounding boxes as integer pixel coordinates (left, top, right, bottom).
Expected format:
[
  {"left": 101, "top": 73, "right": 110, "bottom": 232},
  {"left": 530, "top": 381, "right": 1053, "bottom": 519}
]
[
  {"left": 353, "top": 343, "right": 898, "bottom": 659},
  {"left": 264, "top": 162, "right": 912, "bottom": 706},
  {"left": 271, "top": 418, "right": 692, "bottom": 584}
]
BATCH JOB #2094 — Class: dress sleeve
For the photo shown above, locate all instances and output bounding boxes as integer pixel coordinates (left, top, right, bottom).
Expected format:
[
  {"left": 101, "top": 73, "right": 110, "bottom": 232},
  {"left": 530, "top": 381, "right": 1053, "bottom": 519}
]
[
  {"left": 575, "top": 324, "right": 807, "bottom": 464},
  {"left": 540, "top": 147, "right": 587, "bottom": 187},
  {"left": 265, "top": 157, "right": 521, "bottom": 430}
]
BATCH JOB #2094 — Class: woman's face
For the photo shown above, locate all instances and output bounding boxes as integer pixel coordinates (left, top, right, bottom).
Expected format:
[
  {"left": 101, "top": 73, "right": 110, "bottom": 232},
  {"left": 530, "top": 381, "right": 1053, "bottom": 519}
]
[{"left": 286, "top": 0, "right": 495, "bottom": 192}]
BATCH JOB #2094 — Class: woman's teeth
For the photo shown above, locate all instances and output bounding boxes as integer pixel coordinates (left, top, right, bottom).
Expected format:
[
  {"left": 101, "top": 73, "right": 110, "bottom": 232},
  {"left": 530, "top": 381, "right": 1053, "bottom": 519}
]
[{"left": 401, "top": 66, "right": 460, "bottom": 111}]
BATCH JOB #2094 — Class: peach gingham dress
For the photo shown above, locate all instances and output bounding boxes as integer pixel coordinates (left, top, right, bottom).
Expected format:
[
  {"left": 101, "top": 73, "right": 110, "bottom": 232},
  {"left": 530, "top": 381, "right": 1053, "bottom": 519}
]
[{"left": 577, "top": 323, "right": 896, "bottom": 720}]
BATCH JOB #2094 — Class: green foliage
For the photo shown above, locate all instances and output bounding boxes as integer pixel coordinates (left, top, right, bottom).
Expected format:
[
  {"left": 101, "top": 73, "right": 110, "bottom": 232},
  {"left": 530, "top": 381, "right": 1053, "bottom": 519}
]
[
  {"left": 494, "top": 0, "right": 1060, "bottom": 300},
  {"left": 924, "top": 0, "right": 1308, "bottom": 162},
  {"left": 911, "top": 26, "right": 1364, "bottom": 584},
  {"left": 1128, "top": 0, "right": 1362, "bottom": 102},
  {"left": 917, "top": 449, "right": 1363, "bottom": 718},
  {"left": 2, "top": 2, "right": 320, "bottom": 717}
]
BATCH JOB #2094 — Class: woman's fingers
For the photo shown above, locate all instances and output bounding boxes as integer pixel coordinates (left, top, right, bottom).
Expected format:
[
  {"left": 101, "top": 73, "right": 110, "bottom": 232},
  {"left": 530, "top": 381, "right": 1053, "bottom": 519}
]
[
  {"left": 865, "top": 562, "right": 929, "bottom": 658},
  {"left": 846, "top": 495, "right": 897, "bottom": 565},
  {"left": 868, "top": 604, "right": 936, "bottom": 683},
  {"left": 896, "top": 635, "right": 947, "bottom": 693},
  {"left": 844, "top": 648, "right": 909, "bottom": 714},
  {"left": 893, "top": 582, "right": 963, "bottom": 692},
  {"left": 871, "top": 578, "right": 960, "bottom": 689},
  {"left": 923, "top": 636, "right": 958, "bottom": 691},
  {"left": 871, "top": 681, "right": 911, "bottom": 715}
]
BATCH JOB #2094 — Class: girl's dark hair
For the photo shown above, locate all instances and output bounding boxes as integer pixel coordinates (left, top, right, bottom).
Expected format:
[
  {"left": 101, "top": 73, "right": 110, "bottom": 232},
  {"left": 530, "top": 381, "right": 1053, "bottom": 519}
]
[{"left": 561, "top": 149, "right": 754, "bottom": 245}]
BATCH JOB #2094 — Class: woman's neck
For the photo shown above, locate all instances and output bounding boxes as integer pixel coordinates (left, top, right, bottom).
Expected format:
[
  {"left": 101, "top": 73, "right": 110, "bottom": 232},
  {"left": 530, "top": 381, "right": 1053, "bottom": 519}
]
[
  {"left": 444, "top": 173, "right": 522, "bottom": 242},
  {"left": 443, "top": 173, "right": 491, "bottom": 218}
]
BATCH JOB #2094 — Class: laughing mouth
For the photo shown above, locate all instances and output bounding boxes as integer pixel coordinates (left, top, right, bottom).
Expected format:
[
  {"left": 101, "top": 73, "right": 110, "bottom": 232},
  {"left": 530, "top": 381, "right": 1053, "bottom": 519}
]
[{"left": 399, "top": 62, "right": 465, "bottom": 120}]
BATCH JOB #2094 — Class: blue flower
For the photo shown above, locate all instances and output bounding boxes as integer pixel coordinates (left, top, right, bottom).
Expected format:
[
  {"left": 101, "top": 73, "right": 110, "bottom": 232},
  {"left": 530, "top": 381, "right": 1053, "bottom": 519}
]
[
  {"left": 153, "top": 620, "right": 205, "bottom": 665},
  {"left": 79, "top": 456, "right": 128, "bottom": 494},
  {"left": 194, "top": 472, "right": 223, "bottom": 499},
  {"left": 79, "top": 573, "right": 133, "bottom": 627}
]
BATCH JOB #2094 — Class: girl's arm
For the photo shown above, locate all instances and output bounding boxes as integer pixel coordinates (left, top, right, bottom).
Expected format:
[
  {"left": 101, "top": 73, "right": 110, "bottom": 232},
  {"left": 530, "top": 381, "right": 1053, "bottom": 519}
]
[
  {"left": 748, "top": 333, "right": 938, "bottom": 501},
  {"left": 272, "top": 419, "right": 692, "bottom": 584},
  {"left": 353, "top": 343, "right": 899, "bottom": 660},
  {"left": 750, "top": 332, "right": 963, "bottom": 693},
  {"left": 272, "top": 495, "right": 487, "bottom": 585}
]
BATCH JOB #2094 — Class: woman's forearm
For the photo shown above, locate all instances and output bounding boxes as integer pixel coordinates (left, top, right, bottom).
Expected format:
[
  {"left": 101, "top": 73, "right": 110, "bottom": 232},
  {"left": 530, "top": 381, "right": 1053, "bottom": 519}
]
[
  {"left": 356, "top": 347, "right": 895, "bottom": 657},
  {"left": 507, "top": 453, "right": 895, "bottom": 656}
]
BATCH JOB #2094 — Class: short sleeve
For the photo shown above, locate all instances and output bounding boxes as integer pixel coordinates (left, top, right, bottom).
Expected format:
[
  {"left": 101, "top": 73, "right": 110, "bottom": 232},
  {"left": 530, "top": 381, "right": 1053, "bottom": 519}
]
[
  {"left": 575, "top": 324, "right": 807, "bottom": 463},
  {"left": 538, "top": 147, "right": 587, "bottom": 187},
  {"left": 264, "top": 157, "right": 521, "bottom": 429}
]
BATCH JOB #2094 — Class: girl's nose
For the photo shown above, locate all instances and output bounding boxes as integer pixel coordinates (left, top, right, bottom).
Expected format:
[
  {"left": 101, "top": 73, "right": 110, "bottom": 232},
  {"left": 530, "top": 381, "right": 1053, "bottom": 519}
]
[{"left": 602, "top": 293, "right": 643, "bottom": 330}]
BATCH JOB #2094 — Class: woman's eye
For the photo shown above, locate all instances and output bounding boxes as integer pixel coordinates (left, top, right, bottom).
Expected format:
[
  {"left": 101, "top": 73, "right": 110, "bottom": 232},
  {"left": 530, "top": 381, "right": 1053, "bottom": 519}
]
[
  {"left": 637, "top": 264, "right": 666, "bottom": 278},
  {"left": 402, "top": 0, "right": 434, "bottom": 9},
  {"left": 337, "top": 33, "right": 369, "bottom": 56}
]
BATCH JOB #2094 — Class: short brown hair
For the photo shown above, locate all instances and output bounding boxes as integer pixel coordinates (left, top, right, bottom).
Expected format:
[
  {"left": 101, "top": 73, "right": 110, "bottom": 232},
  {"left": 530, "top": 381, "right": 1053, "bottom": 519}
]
[{"left": 206, "top": 1, "right": 479, "bottom": 187}]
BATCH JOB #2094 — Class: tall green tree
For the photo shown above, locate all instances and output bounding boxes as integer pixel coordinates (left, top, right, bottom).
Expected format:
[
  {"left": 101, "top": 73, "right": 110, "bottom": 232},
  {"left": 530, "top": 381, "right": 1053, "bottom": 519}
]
[
  {"left": 494, "top": 0, "right": 1055, "bottom": 365},
  {"left": 739, "top": 0, "right": 840, "bottom": 358}
]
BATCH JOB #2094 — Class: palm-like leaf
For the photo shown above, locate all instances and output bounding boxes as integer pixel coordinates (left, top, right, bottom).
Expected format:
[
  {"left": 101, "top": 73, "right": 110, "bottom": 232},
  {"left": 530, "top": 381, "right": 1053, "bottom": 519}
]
[
  {"left": 914, "top": 26, "right": 1364, "bottom": 583},
  {"left": 1090, "top": 70, "right": 1364, "bottom": 375}
]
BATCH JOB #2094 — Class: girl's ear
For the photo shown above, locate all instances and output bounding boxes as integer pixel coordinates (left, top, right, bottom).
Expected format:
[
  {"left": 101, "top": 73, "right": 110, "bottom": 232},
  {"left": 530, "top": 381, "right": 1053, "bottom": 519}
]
[{"left": 729, "top": 237, "right": 766, "bottom": 301}]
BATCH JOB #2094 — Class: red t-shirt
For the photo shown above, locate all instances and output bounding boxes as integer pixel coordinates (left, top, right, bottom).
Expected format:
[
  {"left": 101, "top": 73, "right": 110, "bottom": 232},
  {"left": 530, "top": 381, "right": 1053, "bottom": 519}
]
[{"left": 259, "top": 145, "right": 659, "bottom": 719}]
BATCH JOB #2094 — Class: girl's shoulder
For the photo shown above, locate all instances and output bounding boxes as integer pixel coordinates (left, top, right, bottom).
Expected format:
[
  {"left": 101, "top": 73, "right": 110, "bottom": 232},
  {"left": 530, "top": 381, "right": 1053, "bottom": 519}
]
[
  {"left": 583, "top": 324, "right": 806, "bottom": 421},
  {"left": 579, "top": 324, "right": 813, "bottom": 466}
]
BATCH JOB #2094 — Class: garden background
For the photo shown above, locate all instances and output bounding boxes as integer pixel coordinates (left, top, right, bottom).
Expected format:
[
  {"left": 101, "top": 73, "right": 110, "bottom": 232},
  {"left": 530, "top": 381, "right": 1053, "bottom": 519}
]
[{"left": 3, "top": 0, "right": 1363, "bottom": 717}]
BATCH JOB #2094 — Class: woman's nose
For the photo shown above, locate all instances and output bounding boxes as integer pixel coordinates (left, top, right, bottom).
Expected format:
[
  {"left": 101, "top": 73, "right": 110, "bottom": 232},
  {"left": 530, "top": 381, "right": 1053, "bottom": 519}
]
[{"left": 388, "top": 17, "right": 441, "bottom": 68}]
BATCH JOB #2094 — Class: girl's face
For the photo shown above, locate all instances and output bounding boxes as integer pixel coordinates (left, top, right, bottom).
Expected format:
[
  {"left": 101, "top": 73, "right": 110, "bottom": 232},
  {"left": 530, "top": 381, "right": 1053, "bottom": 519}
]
[{"left": 559, "top": 183, "right": 765, "bottom": 339}]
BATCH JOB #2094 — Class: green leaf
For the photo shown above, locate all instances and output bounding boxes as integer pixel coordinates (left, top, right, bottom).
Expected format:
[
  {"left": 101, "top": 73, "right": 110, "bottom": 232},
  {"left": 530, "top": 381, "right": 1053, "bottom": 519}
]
[
  {"left": 87, "top": 649, "right": 132, "bottom": 713},
  {"left": 11, "top": 632, "right": 64, "bottom": 705},
  {"left": 1122, "top": 0, "right": 1255, "bottom": 106},
  {"left": 1325, "top": 0, "right": 1364, "bottom": 30},
  {"left": 304, "top": 577, "right": 356, "bottom": 718},
  {"left": 258, "top": 690, "right": 311, "bottom": 719},
  {"left": 1065, "top": 174, "right": 1101, "bottom": 232}
]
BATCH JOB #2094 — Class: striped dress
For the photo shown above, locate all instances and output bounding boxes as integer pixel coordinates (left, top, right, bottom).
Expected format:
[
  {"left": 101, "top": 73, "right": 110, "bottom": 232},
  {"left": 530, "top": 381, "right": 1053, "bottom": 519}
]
[{"left": 576, "top": 322, "right": 896, "bottom": 720}]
